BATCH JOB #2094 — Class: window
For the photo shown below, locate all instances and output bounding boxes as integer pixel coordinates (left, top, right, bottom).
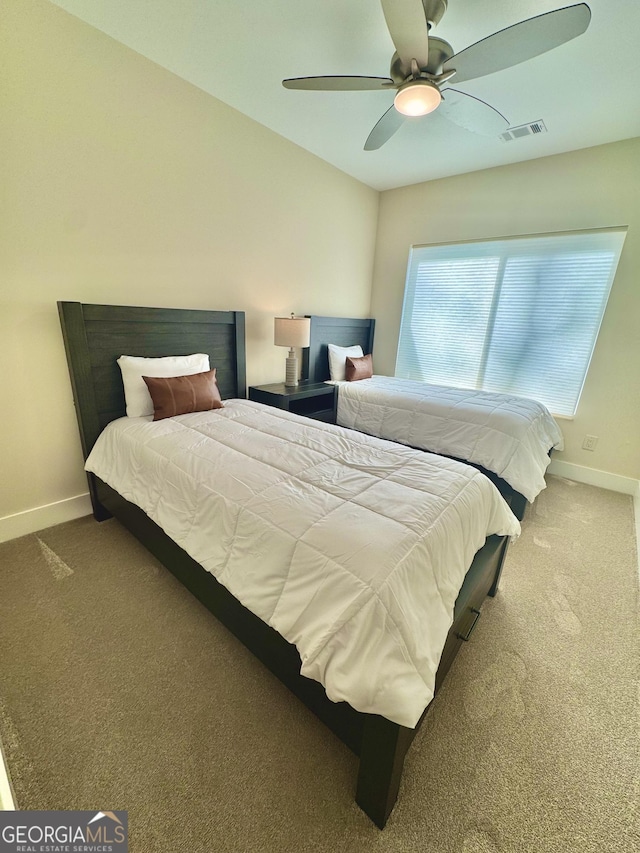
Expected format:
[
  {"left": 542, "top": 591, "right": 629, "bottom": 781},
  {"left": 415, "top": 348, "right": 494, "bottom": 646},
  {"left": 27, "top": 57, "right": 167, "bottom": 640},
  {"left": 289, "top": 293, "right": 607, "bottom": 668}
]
[{"left": 395, "top": 228, "right": 626, "bottom": 416}]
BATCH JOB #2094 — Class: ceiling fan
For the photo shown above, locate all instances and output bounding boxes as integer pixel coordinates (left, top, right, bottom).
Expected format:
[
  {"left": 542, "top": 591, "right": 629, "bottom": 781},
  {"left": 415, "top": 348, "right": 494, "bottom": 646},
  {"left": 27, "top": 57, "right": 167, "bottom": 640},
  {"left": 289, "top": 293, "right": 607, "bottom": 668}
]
[{"left": 282, "top": 1, "right": 591, "bottom": 149}]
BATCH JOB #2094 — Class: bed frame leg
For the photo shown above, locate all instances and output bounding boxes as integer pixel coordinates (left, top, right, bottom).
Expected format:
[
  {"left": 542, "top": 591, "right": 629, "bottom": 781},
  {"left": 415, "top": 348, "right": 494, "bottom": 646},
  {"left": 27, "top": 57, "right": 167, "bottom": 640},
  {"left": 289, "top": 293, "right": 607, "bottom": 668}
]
[
  {"left": 355, "top": 715, "right": 415, "bottom": 828},
  {"left": 91, "top": 495, "right": 112, "bottom": 522},
  {"left": 88, "top": 474, "right": 112, "bottom": 522},
  {"left": 488, "top": 536, "right": 510, "bottom": 597}
]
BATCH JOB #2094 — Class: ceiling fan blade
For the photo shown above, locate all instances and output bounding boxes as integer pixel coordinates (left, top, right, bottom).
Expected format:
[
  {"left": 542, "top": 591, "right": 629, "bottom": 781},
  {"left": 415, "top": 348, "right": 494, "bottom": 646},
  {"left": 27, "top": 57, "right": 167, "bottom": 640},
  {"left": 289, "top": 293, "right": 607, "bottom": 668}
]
[
  {"left": 443, "top": 3, "right": 591, "bottom": 85},
  {"left": 364, "top": 105, "right": 406, "bottom": 150},
  {"left": 283, "top": 75, "right": 394, "bottom": 91},
  {"left": 380, "top": 0, "right": 430, "bottom": 73},
  {"left": 438, "top": 88, "right": 509, "bottom": 136}
]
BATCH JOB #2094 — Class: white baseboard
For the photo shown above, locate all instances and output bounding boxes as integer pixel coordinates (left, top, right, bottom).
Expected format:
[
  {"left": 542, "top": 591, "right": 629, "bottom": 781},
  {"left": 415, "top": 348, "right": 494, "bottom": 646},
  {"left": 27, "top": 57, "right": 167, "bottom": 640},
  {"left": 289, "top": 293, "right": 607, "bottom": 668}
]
[
  {"left": 0, "top": 493, "right": 92, "bottom": 544},
  {"left": 547, "top": 459, "right": 640, "bottom": 496},
  {"left": 548, "top": 460, "right": 640, "bottom": 578},
  {"left": 2, "top": 465, "right": 637, "bottom": 544}
]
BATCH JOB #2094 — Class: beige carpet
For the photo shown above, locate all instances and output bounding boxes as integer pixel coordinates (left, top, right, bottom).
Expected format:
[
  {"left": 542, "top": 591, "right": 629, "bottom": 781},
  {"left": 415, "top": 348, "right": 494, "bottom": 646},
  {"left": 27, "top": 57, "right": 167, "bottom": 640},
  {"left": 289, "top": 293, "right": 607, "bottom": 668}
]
[{"left": 0, "top": 476, "right": 638, "bottom": 852}]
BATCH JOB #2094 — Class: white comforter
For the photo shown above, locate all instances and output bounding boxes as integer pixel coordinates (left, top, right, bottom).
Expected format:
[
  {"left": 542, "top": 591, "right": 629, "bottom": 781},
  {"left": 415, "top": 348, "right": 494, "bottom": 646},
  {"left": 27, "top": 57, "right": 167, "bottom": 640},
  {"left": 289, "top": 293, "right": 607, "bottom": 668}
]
[
  {"left": 85, "top": 399, "right": 520, "bottom": 727},
  {"left": 335, "top": 376, "right": 564, "bottom": 502}
]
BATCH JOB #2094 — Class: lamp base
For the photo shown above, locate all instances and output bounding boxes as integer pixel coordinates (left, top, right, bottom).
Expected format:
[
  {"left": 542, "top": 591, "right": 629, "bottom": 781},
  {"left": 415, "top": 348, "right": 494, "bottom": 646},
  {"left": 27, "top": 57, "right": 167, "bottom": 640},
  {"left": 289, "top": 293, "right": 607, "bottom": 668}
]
[{"left": 284, "top": 349, "right": 298, "bottom": 387}]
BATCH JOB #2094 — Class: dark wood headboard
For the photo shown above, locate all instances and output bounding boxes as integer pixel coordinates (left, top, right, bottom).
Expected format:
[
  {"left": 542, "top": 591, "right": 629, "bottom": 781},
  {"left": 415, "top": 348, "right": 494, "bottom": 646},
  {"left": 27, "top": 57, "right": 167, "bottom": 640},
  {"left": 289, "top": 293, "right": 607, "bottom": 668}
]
[
  {"left": 302, "top": 316, "right": 376, "bottom": 383},
  {"left": 58, "top": 302, "right": 246, "bottom": 462}
]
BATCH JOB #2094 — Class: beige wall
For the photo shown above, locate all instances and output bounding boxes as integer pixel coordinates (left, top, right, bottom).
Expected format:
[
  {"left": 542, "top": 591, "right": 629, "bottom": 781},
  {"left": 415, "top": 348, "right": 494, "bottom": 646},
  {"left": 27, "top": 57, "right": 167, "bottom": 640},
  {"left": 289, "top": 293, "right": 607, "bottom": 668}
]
[
  {"left": 0, "top": 0, "right": 378, "bottom": 521},
  {"left": 371, "top": 138, "right": 640, "bottom": 480}
]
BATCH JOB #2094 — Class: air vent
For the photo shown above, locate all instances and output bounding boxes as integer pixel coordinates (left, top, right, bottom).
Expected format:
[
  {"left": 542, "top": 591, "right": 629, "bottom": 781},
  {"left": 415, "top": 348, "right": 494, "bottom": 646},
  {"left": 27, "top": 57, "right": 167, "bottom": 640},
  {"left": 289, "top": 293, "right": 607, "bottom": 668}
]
[{"left": 500, "top": 120, "right": 548, "bottom": 142}]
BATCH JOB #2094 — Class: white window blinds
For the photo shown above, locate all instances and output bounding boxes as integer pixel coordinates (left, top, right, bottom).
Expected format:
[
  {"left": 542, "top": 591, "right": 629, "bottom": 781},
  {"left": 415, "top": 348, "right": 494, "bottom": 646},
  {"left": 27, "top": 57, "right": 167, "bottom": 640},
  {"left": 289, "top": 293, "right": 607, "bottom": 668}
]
[{"left": 395, "top": 228, "right": 626, "bottom": 416}]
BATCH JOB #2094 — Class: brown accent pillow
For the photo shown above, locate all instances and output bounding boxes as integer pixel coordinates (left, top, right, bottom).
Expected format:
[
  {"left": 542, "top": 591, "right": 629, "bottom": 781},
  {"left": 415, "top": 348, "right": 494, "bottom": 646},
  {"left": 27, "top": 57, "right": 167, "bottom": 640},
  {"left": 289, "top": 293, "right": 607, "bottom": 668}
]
[
  {"left": 345, "top": 353, "right": 373, "bottom": 381},
  {"left": 142, "top": 369, "right": 224, "bottom": 420}
]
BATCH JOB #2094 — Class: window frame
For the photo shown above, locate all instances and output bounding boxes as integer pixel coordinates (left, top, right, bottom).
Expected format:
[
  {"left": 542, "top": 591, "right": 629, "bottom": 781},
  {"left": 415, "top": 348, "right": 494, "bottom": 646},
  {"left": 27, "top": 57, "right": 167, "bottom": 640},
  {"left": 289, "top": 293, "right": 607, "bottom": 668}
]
[{"left": 394, "top": 227, "right": 627, "bottom": 417}]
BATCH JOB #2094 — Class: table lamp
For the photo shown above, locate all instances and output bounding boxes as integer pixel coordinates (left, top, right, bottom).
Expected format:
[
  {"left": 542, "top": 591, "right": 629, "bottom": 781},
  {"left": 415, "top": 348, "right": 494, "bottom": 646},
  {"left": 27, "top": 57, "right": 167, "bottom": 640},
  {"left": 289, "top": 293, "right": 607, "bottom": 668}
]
[{"left": 274, "top": 314, "right": 311, "bottom": 387}]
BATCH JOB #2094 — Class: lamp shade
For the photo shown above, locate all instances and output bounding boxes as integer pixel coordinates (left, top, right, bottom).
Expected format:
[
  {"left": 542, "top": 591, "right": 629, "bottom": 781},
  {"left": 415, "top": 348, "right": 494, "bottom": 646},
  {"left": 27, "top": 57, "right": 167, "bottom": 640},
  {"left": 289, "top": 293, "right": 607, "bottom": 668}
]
[
  {"left": 274, "top": 315, "right": 311, "bottom": 348},
  {"left": 394, "top": 80, "right": 441, "bottom": 117}
]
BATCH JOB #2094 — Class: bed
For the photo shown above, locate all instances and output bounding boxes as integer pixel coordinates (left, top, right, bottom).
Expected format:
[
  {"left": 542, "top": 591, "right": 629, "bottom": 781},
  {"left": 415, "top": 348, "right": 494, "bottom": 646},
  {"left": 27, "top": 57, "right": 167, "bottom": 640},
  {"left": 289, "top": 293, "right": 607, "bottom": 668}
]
[
  {"left": 58, "top": 301, "right": 520, "bottom": 828},
  {"left": 303, "top": 315, "right": 564, "bottom": 521}
]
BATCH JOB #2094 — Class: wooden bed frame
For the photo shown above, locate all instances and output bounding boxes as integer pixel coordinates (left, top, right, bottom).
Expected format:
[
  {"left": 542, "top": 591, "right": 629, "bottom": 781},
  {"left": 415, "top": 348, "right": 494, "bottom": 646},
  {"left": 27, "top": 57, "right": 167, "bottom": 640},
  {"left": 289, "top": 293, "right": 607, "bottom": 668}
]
[
  {"left": 303, "top": 314, "right": 529, "bottom": 521},
  {"left": 58, "top": 301, "right": 511, "bottom": 829}
]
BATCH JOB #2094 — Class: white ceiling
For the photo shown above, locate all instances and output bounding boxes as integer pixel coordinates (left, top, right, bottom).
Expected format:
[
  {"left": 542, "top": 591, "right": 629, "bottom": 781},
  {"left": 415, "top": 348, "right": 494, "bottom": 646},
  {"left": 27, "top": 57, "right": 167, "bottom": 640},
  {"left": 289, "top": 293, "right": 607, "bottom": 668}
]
[{"left": 50, "top": 0, "right": 640, "bottom": 191}]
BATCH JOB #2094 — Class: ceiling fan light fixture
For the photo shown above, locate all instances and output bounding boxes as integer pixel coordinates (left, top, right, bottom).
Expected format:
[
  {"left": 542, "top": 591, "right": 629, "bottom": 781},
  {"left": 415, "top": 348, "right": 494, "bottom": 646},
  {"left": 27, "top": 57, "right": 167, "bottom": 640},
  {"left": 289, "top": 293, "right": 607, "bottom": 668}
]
[{"left": 394, "top": 80, "right": 442, "bottom": 116}]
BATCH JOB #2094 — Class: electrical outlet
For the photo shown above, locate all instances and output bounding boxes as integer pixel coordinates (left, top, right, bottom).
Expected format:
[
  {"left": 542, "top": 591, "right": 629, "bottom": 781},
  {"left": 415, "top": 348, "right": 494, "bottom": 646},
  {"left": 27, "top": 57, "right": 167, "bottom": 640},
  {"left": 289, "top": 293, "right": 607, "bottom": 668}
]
[{"left": 582, "top": 435, "right": 599, "bottom": 451}]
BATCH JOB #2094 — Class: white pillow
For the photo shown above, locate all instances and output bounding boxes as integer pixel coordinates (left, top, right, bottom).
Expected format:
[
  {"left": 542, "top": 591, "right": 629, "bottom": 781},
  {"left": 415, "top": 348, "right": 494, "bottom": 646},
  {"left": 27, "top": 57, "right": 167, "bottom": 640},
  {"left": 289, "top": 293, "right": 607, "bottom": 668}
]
[
  {"left": 328, "top": 344, "right": 364, "bottom": 382},
  {"left": 117, "top": 353, "right": 210, "bottom": 417}
]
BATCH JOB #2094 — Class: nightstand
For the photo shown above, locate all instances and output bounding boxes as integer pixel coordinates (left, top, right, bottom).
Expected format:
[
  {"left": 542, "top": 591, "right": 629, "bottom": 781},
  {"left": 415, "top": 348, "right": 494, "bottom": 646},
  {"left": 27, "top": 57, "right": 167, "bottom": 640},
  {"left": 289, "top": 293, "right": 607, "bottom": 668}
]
[{"left": 248, "top": 381, "right": 337, "bottom": 423}]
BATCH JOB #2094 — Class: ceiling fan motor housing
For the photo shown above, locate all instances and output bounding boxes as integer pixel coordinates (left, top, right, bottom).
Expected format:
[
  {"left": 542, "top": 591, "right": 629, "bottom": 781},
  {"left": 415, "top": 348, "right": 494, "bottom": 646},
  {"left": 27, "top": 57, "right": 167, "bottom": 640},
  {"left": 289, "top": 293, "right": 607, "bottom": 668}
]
[{"left": 390, "top": 37, "right": 454, "bottom": 83}]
